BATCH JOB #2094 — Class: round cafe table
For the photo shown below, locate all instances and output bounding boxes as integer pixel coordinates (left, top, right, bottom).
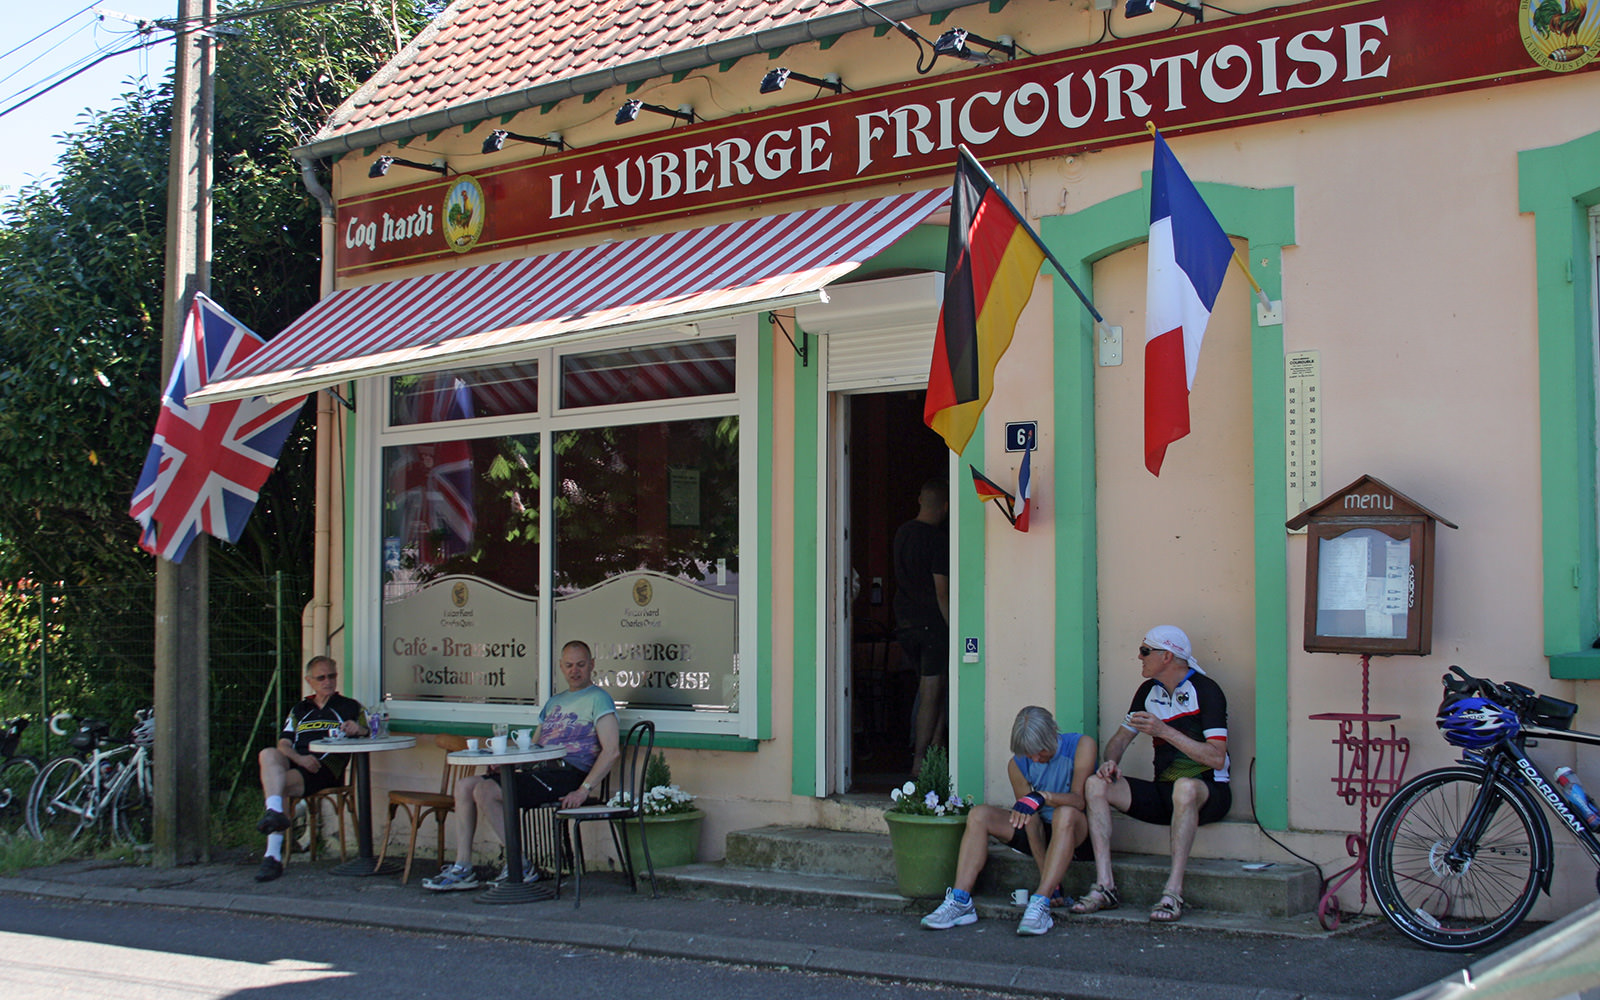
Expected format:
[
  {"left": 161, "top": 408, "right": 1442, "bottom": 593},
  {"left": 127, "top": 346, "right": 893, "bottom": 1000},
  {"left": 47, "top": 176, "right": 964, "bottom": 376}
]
[
  {"left": 308, "top": 735, "right": 416, "bottom": 876},
  {"left": 446, "top": 743, "right": 567, "bottom": 903}
]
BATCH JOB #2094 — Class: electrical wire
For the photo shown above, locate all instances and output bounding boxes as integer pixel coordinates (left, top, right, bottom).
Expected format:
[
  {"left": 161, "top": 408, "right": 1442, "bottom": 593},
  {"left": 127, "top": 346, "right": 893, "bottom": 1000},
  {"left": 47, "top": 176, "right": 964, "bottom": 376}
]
[
  {"left": 0, "top": 36, "right": 168, "bottom": 121},
  {"left": 1248, "top": 756, "right": 1329, "bottom": 896},
  {"left": 0, "top": 4, "right": 99, "bottom": 63}
]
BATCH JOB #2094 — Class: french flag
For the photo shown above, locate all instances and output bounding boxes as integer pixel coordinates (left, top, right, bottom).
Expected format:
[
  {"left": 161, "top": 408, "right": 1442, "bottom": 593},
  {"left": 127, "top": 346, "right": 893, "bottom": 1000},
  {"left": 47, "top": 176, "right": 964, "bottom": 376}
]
[
  {"left": 1013, "top": 444, "right": 1032, "bottom": 533},
  {"left": 1144, "top": 132, "right": 1233, "bottom": 477}
]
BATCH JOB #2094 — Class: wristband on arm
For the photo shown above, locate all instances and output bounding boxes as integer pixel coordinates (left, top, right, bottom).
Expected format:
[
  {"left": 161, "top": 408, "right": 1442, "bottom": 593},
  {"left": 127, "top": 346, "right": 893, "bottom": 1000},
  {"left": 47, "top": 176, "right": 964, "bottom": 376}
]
[{"left": 1013, "top": 791, "right": 1046, "bottom": 815}]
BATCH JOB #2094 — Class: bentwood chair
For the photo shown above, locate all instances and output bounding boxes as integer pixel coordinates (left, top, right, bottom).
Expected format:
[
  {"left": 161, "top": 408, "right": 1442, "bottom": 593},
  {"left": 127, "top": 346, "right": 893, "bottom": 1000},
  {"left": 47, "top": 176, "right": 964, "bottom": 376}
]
[
  {"left": 556, "top": 720, "right": 656, "bottom": 908},
  {"left": 375, "top": 733, "right": 472, "bottom": 883},
  {"left": 285, "top": 765, "right": 357, "bottom": 866}
]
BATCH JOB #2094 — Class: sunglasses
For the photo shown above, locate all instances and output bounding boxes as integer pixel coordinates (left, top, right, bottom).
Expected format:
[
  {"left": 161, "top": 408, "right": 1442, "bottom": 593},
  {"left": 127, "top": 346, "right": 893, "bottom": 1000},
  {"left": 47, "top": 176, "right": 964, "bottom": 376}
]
[
  {"left": 311, "top": 673, "right": 337, "bottom": 681},
  {"left": 1138, "top": 646, "right": 1157, "bottom": 658}
]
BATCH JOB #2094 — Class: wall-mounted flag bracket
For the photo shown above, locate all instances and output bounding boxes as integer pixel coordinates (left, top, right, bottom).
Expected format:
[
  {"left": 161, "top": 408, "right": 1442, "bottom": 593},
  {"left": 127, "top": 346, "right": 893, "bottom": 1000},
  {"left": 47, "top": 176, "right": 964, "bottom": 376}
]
[{"left": 769, "top": 311, "right": 809, "bottom": 367}]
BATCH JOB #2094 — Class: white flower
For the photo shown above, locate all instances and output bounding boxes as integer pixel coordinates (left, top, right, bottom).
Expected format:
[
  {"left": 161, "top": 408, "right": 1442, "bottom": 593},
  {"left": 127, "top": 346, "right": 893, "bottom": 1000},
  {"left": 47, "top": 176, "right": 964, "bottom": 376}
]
[
  {"left": 901, "top": 781, "right": 917, "bottom": 796},
  {"left": 890, "top": 788, "right": 903, "bottom": 802}
]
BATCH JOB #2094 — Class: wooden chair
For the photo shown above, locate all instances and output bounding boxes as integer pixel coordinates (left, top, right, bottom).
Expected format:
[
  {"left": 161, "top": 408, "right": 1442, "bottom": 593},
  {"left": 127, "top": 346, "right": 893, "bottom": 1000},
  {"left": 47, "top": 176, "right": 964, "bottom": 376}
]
[
  {"left": 375, "top": 733, "right": 472, "bottom": 884},
  {"left": 285, "top": 766, "right": 357, "bottom": 866},
  {"left": 556, "top": 720, "right": 656, "bottom": 908}
]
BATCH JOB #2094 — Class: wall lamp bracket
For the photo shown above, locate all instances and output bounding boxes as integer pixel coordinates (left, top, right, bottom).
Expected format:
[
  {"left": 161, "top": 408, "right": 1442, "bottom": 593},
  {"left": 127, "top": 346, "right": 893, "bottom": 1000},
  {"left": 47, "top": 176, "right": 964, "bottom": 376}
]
[
  {"left": 1125, "top": 0, "right": 1204, "bottom": 21},
  {"left": 369, "top": 155, "right": 449, "bottom": 179},
  {"left": 615, "top": 100, "right": 696, "bottom": 126},
  {"left": 759, "top": 68, "right": 844, "bottom": 95},
  {"left": 932, "top": 28, "right": 1015, "bottom": 63},
  {"left": 482, "top": 129, "right": 566, "bottom": 154}
]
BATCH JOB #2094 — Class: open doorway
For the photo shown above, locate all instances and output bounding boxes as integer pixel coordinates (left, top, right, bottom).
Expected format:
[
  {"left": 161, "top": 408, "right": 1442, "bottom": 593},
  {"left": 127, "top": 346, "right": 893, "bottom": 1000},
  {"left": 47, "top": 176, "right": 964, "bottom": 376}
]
[{"left": 845, "top": 389, "right": 950, "bottom": 792}]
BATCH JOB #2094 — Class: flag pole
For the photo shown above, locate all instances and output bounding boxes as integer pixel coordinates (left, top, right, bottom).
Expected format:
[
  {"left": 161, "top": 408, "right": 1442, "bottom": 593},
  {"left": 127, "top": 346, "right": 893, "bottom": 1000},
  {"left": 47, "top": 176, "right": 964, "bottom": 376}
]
[
  {"left": 1145, "top": 122, "right": 1273, "bottom": 310},
  {"left": 957, "top": 145, "right": 1104, "bottom": 324}
]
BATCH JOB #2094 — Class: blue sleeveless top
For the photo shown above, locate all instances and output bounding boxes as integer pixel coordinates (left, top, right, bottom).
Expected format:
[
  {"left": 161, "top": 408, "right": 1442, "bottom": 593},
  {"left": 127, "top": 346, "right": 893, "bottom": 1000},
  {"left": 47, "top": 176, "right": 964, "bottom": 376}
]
[{"left": 1012, "top": 732, "right": 1082, "bottom": 823}]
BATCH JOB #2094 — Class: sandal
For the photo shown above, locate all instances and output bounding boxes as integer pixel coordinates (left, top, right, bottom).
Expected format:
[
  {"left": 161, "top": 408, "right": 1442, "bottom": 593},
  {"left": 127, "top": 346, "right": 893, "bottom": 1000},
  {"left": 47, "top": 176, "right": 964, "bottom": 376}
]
[
  {"left": 1069, "top": 883, "right": 1120, "bottom": 914},
  {"left": 1149, "top": 891, "right": 1184, "bottom": 923}
]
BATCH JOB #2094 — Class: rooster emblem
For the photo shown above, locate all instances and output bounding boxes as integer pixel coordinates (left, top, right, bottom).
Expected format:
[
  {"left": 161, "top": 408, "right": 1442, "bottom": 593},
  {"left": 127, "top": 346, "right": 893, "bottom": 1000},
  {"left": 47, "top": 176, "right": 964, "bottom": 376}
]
[{"left": 1523, "top": 0, "right": 1598, "bottom": 70}]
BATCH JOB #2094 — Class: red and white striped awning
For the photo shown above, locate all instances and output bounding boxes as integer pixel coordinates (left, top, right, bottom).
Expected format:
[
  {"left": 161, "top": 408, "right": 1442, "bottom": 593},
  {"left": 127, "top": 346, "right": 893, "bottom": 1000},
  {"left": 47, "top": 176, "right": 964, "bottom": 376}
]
[{"left": 191, "top": 188, "right": 950, "bottom": 404}]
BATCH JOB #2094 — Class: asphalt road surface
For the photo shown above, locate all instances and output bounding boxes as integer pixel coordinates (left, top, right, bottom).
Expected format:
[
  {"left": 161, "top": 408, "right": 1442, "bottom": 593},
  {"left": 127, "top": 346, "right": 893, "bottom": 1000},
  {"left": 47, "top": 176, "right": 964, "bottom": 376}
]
[{"left": 0, "top": 896, "right": 1014, "bottom": 1000}]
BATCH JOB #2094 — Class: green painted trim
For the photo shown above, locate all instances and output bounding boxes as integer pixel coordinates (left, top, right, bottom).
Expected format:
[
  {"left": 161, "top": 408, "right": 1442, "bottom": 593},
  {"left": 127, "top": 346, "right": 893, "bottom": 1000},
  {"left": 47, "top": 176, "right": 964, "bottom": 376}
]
[
  {"left": 767, "top": 47, "right": 788, "bottom": 60},
  {"left": 672, "top": 70, "right": 691, "bottom": 84},
  {"left": 342, "top": 385, "right": 357, "bottom": 675},
  {"left": 955, "top": 422, "right": 987, "bottom": 796},
  {"left": 790, "top": 315, "right": 821, "bottom": 796},
  {"left": 582, "top": 91, "right": 601, "bottom": 104},
  {"left": 818, "top": 35, "right": 840, "bottom": 50},
  {"left": 873, "top": 24, "right": 891, "bottom": 36},
  {"left": 1519, "top": 130, "right": 1600, "bottom": 670},
  {"left": 540, "top": 102, "right": 559, "bottom": 114},
  {"left": 719, "top": 58, "right": 741, "bottom": 73},
  {"left": 626, "top": 80, "right": 645, "bottom": 94},
  {"left": 1043, "top": 176, "right": 1296, "bottom": 829},
  {"left": 1550, "top": 652, "right": 1600, "bottom": 680},
  {"left": 930, "top": 9, "right": 950, "bottom": 23},
  {"left": 757, "top": 315, "right": 776, "bottom": 741},
  {"left": 390, "top": 719, "right": 758, "bottom": 751}
]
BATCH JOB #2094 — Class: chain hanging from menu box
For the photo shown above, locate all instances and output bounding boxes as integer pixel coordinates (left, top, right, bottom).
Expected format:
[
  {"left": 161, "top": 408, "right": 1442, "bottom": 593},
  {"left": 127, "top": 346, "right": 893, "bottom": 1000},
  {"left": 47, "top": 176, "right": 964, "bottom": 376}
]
[{"left": 1286, "top": 474, "right": 1457, "bottom": 657}]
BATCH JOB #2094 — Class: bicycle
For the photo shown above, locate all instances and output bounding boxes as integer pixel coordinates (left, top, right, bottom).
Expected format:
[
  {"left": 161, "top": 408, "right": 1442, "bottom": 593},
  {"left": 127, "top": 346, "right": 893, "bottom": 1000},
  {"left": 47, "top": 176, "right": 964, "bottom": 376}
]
[
  {"left": 1365, "top": 665, "right": 1600, "bottom": 951},
  {"left": 0, "top": 717, "right": 40, "bottom": 833},
  {"left": 26, "top": 708, "right": 154, "bottom": 846}
]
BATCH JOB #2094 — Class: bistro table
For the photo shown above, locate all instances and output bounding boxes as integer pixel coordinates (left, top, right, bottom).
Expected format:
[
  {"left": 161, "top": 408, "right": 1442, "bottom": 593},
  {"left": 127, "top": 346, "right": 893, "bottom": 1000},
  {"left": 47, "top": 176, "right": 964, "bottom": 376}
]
[
  {"left": 446, "top": 743, "right": 567, "bottom": 903},
  {"left": 308, "top": 734, "right": 417, "bottom": 876}
]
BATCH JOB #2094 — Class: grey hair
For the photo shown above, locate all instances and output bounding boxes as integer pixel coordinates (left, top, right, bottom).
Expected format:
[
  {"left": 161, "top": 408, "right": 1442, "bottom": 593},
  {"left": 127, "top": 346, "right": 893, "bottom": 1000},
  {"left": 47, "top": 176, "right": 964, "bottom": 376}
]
[{"left": 1010, "top": 706, "right": 1059, "bottom": 758}]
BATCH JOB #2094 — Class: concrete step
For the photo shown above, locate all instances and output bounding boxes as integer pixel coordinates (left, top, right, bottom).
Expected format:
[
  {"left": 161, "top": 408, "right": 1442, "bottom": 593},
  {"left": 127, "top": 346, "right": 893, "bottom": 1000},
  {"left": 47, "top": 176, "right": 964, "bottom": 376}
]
[{"left": 718, "top": 824, "right": 1320, "bottom": 918}]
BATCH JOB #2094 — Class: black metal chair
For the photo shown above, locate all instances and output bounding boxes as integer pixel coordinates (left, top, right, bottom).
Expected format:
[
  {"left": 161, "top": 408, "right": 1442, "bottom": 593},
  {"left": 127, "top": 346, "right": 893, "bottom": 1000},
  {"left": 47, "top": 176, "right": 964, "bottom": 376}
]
[{"left": 556, "top": 720, "right": 656, "bottom": 908}]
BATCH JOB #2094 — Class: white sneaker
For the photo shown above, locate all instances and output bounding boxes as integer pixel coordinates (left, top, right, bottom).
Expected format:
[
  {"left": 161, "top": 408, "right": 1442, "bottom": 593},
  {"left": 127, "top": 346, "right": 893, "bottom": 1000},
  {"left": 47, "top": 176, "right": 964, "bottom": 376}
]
[
  {"left": 1016, "top": 894, "right": 1053, "bottom": 936},
  {"left": 422, "top": 864, "right": 481, "bottom": 891},
  {"left": 493, "top": 861, "right": 540, "bottom": 883},
  {"left": 920, "top": 888, "right": 977, "bottom": 930}
]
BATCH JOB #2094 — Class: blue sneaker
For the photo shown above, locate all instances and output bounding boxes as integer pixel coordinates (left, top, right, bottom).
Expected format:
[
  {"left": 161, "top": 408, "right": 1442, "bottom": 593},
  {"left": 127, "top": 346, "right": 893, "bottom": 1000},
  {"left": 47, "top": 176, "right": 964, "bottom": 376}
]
[
  {"left": 422, "top": 864, "right": 480, "bottom": 891},
  {"left": 921, "top": 888, "right": 977, "bottom": 930}
]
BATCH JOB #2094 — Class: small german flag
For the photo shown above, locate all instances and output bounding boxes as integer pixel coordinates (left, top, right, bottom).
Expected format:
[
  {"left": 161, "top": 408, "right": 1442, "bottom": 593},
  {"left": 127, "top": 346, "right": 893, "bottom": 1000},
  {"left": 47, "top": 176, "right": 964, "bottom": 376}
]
[
  {"left": 970, "top": 465, "right": 1017, "bottom": 526},
  {"left": 924, "top": 151, "right": 1047, "bottom": 456}
]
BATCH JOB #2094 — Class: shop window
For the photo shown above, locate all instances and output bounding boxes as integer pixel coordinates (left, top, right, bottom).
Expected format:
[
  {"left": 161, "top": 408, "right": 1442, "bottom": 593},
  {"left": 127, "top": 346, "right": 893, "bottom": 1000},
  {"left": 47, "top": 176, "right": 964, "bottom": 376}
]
[
  {"left": 552, "top": 417, "right": 740, "bottom": 712},
  {"left": 390, "top": 362, "right": 539, "bottom": 425},
  {"left": 560, "top": 338, "right": 735, "bottom": 408},
  {"left": 379, "top": 433, "right": 541, "bottom": 704}
]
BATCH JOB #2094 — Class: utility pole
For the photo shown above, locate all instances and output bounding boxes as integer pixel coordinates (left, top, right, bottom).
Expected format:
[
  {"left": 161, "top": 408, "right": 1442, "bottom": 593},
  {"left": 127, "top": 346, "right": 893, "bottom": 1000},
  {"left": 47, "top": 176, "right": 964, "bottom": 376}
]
[{"left": 153, "top": 0, "right": 216, "bottom": 866}]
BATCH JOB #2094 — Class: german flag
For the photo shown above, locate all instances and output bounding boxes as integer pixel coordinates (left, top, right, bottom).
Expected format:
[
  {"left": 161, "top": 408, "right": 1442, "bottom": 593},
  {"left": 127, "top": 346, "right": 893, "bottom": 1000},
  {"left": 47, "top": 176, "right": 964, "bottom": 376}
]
[
  {"left": 970, "top": 465, "right": 1013, "bottom": 504},
  {"left": 924, "top": 152, "right": 1046, "bottom": 456}
]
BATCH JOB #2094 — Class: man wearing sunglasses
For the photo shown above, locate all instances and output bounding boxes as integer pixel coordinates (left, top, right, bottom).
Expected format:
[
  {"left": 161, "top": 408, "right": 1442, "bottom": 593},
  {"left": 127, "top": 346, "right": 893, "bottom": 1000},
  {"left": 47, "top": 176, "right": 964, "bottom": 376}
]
[
  {"left": 1069, "top": 626, "right": 1229, "bottom": 924},
  {"left": 253, "top": 655, "right": 369, "bottom": 883}
]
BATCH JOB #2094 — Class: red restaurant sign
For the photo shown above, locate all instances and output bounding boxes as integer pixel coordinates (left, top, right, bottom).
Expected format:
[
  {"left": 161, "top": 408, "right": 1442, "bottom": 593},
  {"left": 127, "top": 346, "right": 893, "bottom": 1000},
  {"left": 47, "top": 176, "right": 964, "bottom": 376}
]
[{"left": 337, "top": 0, "right": 1592, "bottom": 276}]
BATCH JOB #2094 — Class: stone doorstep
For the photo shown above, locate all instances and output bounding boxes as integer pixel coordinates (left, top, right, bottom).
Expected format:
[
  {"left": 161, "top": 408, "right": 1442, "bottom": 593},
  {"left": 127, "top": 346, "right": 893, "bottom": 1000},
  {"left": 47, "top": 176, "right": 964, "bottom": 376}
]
[{"left": 720, "top": 825, "right": 1320, "bottom": 918}]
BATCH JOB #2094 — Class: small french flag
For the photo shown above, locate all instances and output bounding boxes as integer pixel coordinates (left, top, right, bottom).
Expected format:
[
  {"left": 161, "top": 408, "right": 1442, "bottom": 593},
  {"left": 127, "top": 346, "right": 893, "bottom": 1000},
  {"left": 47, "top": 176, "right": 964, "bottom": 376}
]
[
  {"left": 1014, "top": 444, "right": 1032, "bottom": 533},
  {"left": 1144, "top": 131, "right": 1233, "bottom": 477}
]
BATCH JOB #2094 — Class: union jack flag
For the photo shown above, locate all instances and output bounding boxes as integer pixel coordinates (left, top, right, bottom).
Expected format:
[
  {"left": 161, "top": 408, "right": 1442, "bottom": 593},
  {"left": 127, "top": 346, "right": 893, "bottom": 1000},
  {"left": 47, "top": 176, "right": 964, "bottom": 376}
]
[{"left": 128, "top": 293, "right": 306, "bottom": 563}]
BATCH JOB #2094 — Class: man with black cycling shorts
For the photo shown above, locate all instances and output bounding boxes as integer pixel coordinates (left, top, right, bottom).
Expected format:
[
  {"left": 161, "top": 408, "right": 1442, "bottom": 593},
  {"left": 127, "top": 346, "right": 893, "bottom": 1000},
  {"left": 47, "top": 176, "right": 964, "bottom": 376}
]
[
  {"left": 254, "top": 655, "right": 368, "bottom": 883},
  {"left": 1071, "top": 626, "right": 1230, "bottom": 924}
]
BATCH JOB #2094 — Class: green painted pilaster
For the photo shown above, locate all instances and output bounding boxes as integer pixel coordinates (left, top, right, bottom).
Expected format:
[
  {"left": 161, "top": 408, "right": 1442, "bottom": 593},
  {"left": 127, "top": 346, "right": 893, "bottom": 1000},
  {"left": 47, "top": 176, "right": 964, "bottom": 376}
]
[
  {"left": 788, "top": 315, "right": 821, "bottom": 795},
  {"left": 955, "top": 424, "right": 987, "bottom": 796},
  {"left": 756, "top": 316, "right": 776, "bottom": 739}
]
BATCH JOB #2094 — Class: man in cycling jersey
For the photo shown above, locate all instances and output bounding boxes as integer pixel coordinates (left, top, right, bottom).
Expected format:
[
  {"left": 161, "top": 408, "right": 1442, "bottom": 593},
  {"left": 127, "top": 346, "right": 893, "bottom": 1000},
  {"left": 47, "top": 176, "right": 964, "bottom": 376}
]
[
  {"left": 1071, "top": 625, "right": 1230, "bottom": 924},
  {"left": 253, "top": 655, "right": 368, "bottom": 883}
]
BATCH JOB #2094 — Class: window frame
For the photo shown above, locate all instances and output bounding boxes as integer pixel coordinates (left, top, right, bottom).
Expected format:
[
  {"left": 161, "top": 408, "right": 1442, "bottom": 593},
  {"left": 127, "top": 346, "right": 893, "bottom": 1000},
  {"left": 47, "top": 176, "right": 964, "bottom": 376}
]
[{"left": 351, "top": 316, "right": 759, "bottom": 738}]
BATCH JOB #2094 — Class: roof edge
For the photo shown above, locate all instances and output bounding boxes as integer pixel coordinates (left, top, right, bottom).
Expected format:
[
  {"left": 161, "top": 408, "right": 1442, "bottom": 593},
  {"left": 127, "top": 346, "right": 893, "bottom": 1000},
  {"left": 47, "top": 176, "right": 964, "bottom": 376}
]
[{"left": 292, "top": 0, "right": 993, "bottom": 162}]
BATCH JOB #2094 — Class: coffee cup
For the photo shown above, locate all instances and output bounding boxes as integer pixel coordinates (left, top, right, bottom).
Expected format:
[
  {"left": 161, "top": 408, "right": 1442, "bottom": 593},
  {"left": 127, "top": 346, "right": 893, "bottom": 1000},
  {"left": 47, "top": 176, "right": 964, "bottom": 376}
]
[
  {"left": 1011, "top": 888, "right": 1030, "bottom": 906},
  {"left": 489, "top": 734, "right": 509, "bottom": 753},
  {"left": 466, "top": 738, "right": 481, "bottom": 751},
  {"left": 513, "top": 728, "right": 534, "bottom": 749}
]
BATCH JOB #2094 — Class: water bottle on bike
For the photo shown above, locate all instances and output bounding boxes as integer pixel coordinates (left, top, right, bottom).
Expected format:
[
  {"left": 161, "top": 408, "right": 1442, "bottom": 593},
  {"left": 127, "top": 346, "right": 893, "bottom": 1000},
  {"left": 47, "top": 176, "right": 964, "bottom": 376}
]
[{"left": 1554, "top": 766, "right": 1600, "bottom": 829}]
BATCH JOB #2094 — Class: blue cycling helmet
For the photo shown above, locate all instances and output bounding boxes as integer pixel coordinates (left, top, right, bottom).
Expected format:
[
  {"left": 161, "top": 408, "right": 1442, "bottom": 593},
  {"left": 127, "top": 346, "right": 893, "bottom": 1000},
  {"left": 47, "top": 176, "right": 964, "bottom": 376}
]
[{"left": 1437, "top": 696, "right": 1519, "bottom": 749}]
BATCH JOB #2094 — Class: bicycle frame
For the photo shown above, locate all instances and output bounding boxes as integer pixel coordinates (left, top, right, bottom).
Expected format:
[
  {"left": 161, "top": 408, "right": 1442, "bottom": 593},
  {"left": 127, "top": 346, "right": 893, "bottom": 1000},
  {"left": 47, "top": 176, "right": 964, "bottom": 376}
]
[{"left": 40, "top": 743, "right": 145, "bottom": 832}]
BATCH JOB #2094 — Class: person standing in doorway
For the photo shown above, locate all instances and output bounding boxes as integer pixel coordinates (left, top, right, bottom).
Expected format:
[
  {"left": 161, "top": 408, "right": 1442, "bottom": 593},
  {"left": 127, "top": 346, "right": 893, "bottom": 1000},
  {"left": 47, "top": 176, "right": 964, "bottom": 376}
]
[{"left": 893, "top": 478, "right": 950, "bottom": 776}]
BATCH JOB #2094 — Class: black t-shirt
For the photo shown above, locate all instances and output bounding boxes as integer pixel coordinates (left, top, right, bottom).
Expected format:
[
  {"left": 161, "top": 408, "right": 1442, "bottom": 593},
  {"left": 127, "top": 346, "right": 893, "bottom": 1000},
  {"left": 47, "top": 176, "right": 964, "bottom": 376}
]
[
  {"left": 1126, "top": 670, "right": 1230, "bottom": 783},
  {"left": 893, "top": 518, "right": 949, "bottom": 630},
  {"left": 281, "top": 694, "right": 366, "bottom": 768}
]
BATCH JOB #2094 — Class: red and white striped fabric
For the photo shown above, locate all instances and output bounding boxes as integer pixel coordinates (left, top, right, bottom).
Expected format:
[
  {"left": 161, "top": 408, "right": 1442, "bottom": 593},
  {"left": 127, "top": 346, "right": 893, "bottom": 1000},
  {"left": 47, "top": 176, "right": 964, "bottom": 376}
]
[{"left": 192, "top": 189, "right": 951, "bottom": 404}]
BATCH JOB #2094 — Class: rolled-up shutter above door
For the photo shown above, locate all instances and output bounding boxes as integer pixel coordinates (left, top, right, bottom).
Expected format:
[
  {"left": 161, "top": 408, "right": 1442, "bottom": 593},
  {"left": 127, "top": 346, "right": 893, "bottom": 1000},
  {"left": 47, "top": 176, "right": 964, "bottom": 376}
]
[{"left": 800, "top": 273, "right": 943, "bottom": 392}]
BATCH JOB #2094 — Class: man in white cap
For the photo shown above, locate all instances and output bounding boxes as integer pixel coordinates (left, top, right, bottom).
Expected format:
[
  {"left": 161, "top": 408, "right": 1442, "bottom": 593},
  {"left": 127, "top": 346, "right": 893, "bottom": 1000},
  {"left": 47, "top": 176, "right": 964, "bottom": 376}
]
[{"left": 1069, "top": 625, "right": 1229, "bottom": 923}]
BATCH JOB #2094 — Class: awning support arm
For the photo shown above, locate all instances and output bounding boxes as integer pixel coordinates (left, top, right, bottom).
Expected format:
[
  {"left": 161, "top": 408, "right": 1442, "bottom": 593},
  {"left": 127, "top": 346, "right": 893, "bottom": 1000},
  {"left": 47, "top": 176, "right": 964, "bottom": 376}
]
[
  {"left": 769, "top": 311, "right": 809, "bottom": 367},
  {"left": 324, "top": 386, "right": 355, "bottom": 411}
]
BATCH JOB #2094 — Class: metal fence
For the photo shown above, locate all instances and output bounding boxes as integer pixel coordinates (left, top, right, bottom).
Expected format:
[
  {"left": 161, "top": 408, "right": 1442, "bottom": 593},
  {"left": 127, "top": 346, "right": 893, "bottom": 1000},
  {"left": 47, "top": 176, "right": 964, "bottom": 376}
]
[{"left": 0, "top": 571, "right": 307, "bottom": 799}]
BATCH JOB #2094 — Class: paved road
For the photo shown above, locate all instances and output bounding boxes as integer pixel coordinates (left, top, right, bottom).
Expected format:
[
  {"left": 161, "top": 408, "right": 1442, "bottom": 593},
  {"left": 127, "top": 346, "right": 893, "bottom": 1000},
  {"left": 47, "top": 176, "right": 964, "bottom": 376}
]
[{"left": 0, "top": 896, "right": 1016, "bottom": 1000}]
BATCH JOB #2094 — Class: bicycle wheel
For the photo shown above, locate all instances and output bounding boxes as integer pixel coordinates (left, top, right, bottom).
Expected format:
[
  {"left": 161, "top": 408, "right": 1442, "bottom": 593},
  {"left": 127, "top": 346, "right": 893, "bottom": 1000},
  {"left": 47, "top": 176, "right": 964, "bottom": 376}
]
[
  {"left": 110, "top": 756, "right": 152, "bottom": 847},
  {"left": 26, "top": 756, "right": 90, "bottom": 841},
  {"left": 1368, "top": 764, "right": 1546, "bottom": 951},
  {"left": 0, "top": 756, "right": 40, "bottom": 832}
]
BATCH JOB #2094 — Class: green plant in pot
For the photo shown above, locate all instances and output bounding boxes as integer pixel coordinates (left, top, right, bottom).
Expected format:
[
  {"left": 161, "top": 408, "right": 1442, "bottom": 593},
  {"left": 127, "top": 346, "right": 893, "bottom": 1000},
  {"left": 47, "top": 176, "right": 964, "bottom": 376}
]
[
  {"left": 883, "top": 747, "right": 973, "bottom": 898},
  {"left": 610, "top": 751, "right": 705, "bottom": 868}
]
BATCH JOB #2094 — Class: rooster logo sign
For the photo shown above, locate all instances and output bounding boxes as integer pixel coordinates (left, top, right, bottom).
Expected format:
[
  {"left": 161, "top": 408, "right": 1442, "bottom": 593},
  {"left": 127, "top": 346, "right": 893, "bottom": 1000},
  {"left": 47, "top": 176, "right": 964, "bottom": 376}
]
[{"left": 1522, "top": 0, "right": 1599, "bottom": 71}]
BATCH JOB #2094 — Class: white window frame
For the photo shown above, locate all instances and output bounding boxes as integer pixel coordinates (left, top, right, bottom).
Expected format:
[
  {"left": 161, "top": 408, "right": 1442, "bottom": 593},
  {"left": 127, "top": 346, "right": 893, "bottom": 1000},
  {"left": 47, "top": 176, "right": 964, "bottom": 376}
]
[{"left": 352, "top": 316, "right": 759, "bottom": 739}]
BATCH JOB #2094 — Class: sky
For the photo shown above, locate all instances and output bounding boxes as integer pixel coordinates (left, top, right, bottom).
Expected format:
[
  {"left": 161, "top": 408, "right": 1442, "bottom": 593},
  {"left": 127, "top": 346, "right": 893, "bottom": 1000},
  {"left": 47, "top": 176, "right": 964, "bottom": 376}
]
[{"left": 1, "top": 3, "right": 179, "bottom": 195}]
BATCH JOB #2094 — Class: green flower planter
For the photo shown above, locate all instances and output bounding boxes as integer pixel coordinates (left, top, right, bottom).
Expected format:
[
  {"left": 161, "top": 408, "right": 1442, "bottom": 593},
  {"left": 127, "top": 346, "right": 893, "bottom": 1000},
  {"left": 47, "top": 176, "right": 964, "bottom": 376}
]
[
  {"left": 883, "top": 810, "right": 967, "bottom": 899},
  {"left": 621, "top": 808, "right": 705, "bottom": 869}
]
